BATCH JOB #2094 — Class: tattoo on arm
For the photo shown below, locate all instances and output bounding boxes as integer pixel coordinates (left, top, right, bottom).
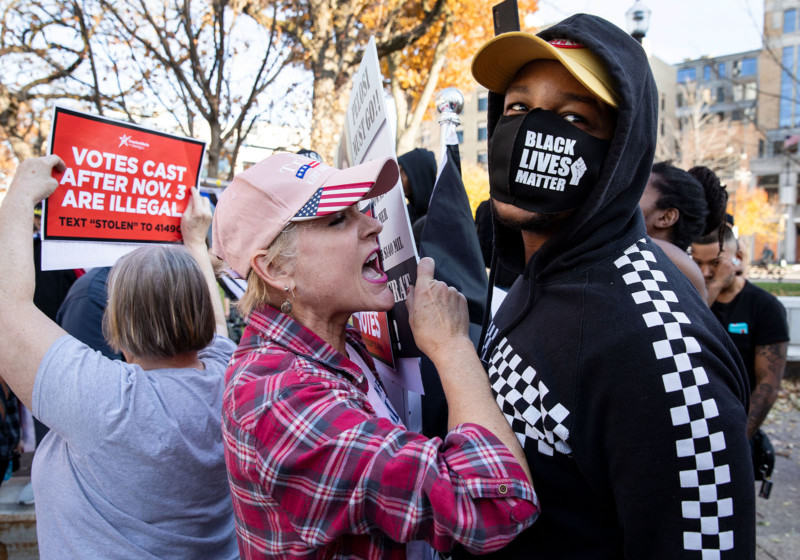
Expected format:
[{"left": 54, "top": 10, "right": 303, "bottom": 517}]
[{"left": 747, "top": 342, "right": 788, "bottom": 439}]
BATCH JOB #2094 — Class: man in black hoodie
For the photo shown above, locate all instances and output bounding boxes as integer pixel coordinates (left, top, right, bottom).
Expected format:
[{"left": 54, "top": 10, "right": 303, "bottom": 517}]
[{"left": 465, "top": 14, "right": 754, "bottom": 558}]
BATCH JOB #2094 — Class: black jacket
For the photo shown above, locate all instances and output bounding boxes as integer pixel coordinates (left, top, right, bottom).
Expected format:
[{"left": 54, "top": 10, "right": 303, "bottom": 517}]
[{"left": 474, "top": 14, "right": 754, "bottom": 559}]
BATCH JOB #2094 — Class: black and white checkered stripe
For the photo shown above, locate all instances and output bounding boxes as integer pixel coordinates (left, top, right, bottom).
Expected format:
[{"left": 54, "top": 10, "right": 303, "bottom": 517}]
[
  {"left": 487, "top": 336, "right": 572, "bottom": 457},
  {"left": 481, "top": 323, "right": 500, "bottom": 361},
  {"left": 614, "top": 239, "right": 734, "bottom": 557}
]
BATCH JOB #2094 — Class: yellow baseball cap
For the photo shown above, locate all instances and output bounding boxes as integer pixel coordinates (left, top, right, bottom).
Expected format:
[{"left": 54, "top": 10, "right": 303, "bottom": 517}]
[{"left": 472, "top": 32, "right": 619, "bottom": 108}]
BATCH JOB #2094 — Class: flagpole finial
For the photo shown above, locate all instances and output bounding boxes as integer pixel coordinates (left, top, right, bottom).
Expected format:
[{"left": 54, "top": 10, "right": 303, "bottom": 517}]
[{"left": 436, "top": 88, "right": 464, "bottom": 126}]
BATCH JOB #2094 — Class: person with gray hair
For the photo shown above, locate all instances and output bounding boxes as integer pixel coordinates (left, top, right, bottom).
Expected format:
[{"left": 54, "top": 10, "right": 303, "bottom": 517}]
[
  {"left": 211, "top": 152, "right": 538, "bottom": 559},
  {"left": 0, "top": 155, "right": 238, "bottom": 559}
]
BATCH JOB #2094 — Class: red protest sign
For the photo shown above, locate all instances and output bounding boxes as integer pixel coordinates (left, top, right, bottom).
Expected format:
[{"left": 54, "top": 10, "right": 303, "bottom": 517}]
[
  {"left": 44, "top": 107, "right": 206, "bottom": 243},
  {"left": 352, "top": 311, "right": 395, "bottom": 369}
]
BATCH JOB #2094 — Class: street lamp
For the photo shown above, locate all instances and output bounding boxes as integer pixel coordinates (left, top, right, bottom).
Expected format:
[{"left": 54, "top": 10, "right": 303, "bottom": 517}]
[{"left": 626, "top": 0, "right": 651, "bottom": 44}]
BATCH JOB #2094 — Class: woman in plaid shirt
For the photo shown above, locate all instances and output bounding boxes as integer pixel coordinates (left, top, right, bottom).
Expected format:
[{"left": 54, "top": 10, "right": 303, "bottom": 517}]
[{"left": 212, "top": 152, "right": 538, "bottom": 559}]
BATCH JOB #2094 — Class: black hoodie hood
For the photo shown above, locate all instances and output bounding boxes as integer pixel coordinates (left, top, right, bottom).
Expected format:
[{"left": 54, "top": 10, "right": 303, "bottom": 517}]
[
  {"left": 486, "top": 14, "right": 657, "bottom": 280},
  {"left": 398, "top": 148, "right": 437, "bottom": 224}
]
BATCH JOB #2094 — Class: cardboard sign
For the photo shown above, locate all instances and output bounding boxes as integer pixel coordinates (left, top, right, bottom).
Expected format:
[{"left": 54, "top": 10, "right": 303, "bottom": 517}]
[
  {"left": 337, "top": 38, "right": 425, "bottom": 426},
  {"left": 44, "top": 107, "right": 206, "bottom": 244}
]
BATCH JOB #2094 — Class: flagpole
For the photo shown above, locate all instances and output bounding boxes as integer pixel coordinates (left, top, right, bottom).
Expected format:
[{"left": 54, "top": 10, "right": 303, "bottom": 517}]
[{"left": 435, "top": 87, "right": 464, "bottom": 175}]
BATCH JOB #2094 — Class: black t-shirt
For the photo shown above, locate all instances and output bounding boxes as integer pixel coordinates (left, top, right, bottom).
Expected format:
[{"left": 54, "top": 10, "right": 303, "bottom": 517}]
[{"left": 711, "top": 281, "right": 789, "bottom": 391}]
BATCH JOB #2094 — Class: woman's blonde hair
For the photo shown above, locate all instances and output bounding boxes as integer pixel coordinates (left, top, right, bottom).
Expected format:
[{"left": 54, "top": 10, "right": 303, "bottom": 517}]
[
  {"left": 103, "top": 245, "right": 215, "bottom": 359},
  {"left": 237, "top": 222, "right": 303, "bottom": 317}
]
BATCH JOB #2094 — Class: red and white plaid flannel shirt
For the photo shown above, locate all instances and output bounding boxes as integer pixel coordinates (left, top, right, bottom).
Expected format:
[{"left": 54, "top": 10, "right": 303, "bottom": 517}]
[{"left": 222, "top": 305, "right": 538, "bottom": 559}]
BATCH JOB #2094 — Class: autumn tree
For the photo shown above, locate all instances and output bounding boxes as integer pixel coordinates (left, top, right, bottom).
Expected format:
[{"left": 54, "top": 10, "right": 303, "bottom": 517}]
[
  {"left": 462, "top": 159, "right": 489, "bottom": 218},
  {"left": 728, "top": 184, "right": 781, "bottom": 262},
  {"left": 242, "top": 0, "right": 448, "bottom": 161},
  {"left": 384, "top": 0, "right": 538, "bottom": 155}
]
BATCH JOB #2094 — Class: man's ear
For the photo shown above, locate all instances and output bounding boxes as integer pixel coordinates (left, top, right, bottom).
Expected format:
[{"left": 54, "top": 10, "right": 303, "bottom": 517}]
[
  {"left": 656, "top": 207, "right": 679, "bottom": 229},
  {"left": 250, "top": 251, "right": 292, "bottom": 292}
]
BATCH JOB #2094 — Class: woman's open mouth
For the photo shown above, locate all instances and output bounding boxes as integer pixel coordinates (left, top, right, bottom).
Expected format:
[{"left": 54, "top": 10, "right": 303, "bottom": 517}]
[{"left": 362, "top": 250, "right": 388, "bottom": 283}]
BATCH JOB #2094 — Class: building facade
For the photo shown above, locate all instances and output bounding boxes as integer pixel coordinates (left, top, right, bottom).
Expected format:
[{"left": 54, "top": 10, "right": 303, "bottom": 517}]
[{"left": 751, "top": 0, "right": 800, "bottom": 262}]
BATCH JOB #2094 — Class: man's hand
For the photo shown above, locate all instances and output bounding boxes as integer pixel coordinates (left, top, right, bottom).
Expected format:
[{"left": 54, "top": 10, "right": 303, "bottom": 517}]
[
  {"left": 8, "top": 155, "right": 66, "bottom": 205},
  {"left": 180, "top": 187, "right": 212, "bottom": 249},
  {"left": 407, "top": 257, "right": 470, "bottom": 362}
]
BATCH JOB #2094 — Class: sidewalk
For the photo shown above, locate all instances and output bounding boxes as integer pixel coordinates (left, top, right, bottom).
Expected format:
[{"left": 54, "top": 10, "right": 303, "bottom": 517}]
[
  {"left": 756, "top": 379, "right": 800, "bottom": 559},
  {"left": 0, "top": 384, "right": 797, "bottom": 559}
]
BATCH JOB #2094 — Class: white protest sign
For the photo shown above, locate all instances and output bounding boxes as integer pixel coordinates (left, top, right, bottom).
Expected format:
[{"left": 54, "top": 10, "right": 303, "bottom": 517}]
[{"left": 339, "top": 37, "right": 423, "bottom": 430}]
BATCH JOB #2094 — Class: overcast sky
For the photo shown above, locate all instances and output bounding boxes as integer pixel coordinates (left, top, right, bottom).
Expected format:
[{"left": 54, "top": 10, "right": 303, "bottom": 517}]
[{"left": 527, "top": 0, "right": 764, "bottom": 64}]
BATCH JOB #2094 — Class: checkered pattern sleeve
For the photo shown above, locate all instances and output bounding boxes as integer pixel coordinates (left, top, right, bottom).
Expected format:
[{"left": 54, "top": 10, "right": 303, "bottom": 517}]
[
  {"left": 604, "top": 241, "right": 756, "bottom": 557},
  {"left": 223, "top": 355, "right": 538, "bottom": 558}
]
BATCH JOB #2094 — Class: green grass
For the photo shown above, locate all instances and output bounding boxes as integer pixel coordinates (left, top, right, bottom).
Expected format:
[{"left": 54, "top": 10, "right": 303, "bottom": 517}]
[{"left": 752, "top": 282, "right": 800, "bottom": 297}]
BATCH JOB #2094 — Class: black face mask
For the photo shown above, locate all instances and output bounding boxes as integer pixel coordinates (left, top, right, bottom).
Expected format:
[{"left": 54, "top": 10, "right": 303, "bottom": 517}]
[{"left": 488, "top": 109, "right": 611, "bottom": 214}]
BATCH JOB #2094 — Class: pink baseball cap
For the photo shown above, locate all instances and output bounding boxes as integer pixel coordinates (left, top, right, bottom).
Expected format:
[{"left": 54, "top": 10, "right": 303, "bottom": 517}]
[{"left": 212, "top": 152, "right": 399, "bottom": 278}]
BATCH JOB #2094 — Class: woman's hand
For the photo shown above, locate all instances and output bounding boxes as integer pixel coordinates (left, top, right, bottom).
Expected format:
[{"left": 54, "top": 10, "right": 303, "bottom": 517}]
[
  {"left": 407, "top": 258, "right": 533, "bottom": 484},
  {"left": 8, "top": 155, "right": 65, "bottom": 205},
  {"left": 180, "top": 187, "right": 212, "bottom": 249},
  {"left": 407, "top": 257, "right": 470, "bottom": 362}
]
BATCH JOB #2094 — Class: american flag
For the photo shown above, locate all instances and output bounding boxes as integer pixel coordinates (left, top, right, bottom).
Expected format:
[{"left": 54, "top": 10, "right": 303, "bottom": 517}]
[
  {"left": 293, "top": 182, "right": 374, "bottom": 219},
  {"left": 784, "top": 134, "right": 800, "bottom": 153}
]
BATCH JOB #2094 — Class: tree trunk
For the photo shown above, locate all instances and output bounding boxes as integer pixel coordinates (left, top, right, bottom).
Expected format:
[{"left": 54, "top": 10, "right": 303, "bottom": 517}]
[
  {"left": 310, "top": 61, "right": 351, "bottom": 163},
  {"left": 206, "top": 121, "right": 222, "bottom": 179},
  {"left": 394, "top": 20, "right": 450, "bottom": 155}
]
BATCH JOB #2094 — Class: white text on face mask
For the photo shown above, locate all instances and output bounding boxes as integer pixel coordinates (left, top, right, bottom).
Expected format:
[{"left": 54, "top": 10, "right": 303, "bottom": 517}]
[
  {"left": 518, "top": 148, "right": 572, "bottom": 177},
  {"left": 514, "top": 169, "right": 566, "bottom": 191},
  {"left": 525, "top": 131, "right": 576, "bottom": 155}
]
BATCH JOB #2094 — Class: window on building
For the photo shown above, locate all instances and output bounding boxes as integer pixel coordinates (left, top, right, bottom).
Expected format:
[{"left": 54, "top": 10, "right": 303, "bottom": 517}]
[
  {"left": 716, "top": 86, "right": 725, "bottom": 103},
  {"left": 677, "top": 67, "right": 696, "bottom": 83},
  {"left": 477, "top": 122, "right": 488, "bottom": 141},
  {"left": 677, "top": 92, "right": 684, "bottom": 107},
  {"left": 733, "top": 84, "right": 744, "bottom": 101},
  {"left": 795, "top": 45, "right": 800, "bottom": 127},
  {"left": 660, "top": 93, "right": 665, "bottom": 111},
  {"left": 744, "top": 82, "right": 758, "bottom": 100},
  {"left": 785, "top": 8, "right": 797, "bottom": 33},
  {"left": 773, "top": 140, "right": 785, "bottom": 155},
  {"left": 758, "top": 139, "right": 765, "bottom": 158},
  {"left": 477, "top": 152, "right": 488, "bottom": 165},
  {"left": 457, "top": 129, "right": 464, "bottom": 144},
  {"left": 740, "top": 57, "right": 757, "bottom": 76},
  {"left": 478, "top": 94, "right": 488, "bottom": 112},
  {"left": 732, "top": 109, "right": 744, "bottom": 121},
  {"left": 703, "top": 65, "right": 711, "bottom": 81},
  {"left": 780, "top": 46, "right": 794, "bottom": 127},
  {"left": 759, "top": 174, "right": 779, "bottom": 187},
  {"left": 717, "top": 62, "right": 726, "bottom": 78}
]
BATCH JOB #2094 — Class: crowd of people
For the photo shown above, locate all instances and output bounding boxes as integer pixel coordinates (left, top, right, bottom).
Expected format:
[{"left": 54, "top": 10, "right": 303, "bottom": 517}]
[{"left": 0, "top": 10, "right": 785, "bottom": 560}]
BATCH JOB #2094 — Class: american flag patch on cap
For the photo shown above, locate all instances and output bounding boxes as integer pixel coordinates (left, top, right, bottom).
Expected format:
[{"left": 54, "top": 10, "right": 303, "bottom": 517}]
[{"left": 292, "top": 182, "right": 374, "bottom": 220}]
